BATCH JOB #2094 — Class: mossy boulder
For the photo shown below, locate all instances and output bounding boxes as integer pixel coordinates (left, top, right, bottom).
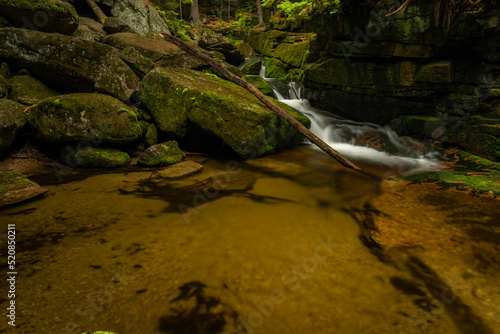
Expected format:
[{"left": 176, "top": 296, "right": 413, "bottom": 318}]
[
  {"left": 60, "top": 146, "right": 130, "bottom": 168},
  {"left": 29, "top": 93, "right": 142, "bottom": 144},
  {"left": 138, "top": 141, "right": 185, "bottom": 166},
  {"left": 0, "top": 0, "right": 79, "bottom": 35},
  {"left": 0, "top": 171, "right": 48, "bottom": 207},
  {"left": 108, "top": 0, "right": 170, "bottom": 36},
  {"left": 8, "top": 75, "right": 58, "bottom": 105},
  {"left": 73, "top": 17, "right": 107, "bottom": 42},
  {"left": 138, "top": 67, "right": 310, "bottom": 159},
  {"left": 264, "top": 57, "right": 290, "bottom": 80},
  {"left": 0, "top": 99, "right": 26, "bottom": 158},
  {"left": 0, "top": 28, "right": 140, "bottom": 101},
  {"left": 243, "top": 75, "right": 274, "bottom": 97},
  {"left": 103, "top": 33, "right": 181, "bottom": 62},
  {"left": 118, "top": 47, "right": 154, "bottom": 79}
]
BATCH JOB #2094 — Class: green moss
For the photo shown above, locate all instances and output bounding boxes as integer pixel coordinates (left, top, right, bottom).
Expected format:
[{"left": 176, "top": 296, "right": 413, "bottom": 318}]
[
  {"left": 0, "top": 171, "right": 36, "bottom": 194},
  {"left": 145, "top": 123, "right": 158, "bottom": 147},
  {"left": 243, "top": 75, "right": 274, "bottom": 97},
  {"left": 62, "top": 146, "right": 130, "bottom": 168},
  {"left": 138, "top": 141, "right": 185, "bottom": 166}
]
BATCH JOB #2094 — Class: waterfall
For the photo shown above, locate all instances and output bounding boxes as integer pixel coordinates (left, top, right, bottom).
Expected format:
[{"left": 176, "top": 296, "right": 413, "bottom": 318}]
[{"left": 260, "top": 63, "right": 442, "bottom": 174}]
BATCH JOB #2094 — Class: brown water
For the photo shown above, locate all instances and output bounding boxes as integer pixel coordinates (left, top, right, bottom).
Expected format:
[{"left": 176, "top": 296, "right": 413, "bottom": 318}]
[{"left": 0, "top": 146, "right": 460, "bottom": 334}]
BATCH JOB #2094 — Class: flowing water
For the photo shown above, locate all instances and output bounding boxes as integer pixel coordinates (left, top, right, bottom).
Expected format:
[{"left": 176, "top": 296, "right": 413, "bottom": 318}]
[{"left": 0, "top": 66, "right": 462, "bottom": 334}]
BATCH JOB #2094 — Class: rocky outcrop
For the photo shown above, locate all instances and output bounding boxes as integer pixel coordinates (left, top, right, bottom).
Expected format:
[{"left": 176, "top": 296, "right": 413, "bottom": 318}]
[
  {"left": 138, "top": 67, "right": 310, "bottom": 159},
  {"left": 195, "top": 27, "right": 245, "bottom": 65},
  {"left": 0, "top": 170, "right": 47, "bottom": 207},
  {"left": 0, "top": 99, "right": 26, "bottom": 158},
  {"left": 99, "top": 0, "right": 170, "bottom": 36},
  {"left": 138, "top": 141, "right": 185, "bottom": 166},
  {"left": 0, "top": 0, "right": 79, "bottom": 35},
  {"left": 243, "top": 2, "right": 500, "bottom": 161},
  {"left": 8, "top": 75, "right": 58, "bottom": 105},
  {"left": 0, "top": 28, "right": 140, "bottom": 101},
  {"left": 29, "top": 93, "right": 142, "bottom": 144}
]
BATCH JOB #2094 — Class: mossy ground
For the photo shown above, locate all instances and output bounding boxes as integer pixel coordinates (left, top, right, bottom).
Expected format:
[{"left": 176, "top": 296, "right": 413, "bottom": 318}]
[{"left": 400, "top": 149, "right": 500, "bottom": 196}]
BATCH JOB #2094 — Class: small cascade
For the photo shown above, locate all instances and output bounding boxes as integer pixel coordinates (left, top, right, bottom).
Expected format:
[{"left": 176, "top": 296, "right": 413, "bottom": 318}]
[{"left": 259, "top": 63, "right": 442, "bottom": 174}]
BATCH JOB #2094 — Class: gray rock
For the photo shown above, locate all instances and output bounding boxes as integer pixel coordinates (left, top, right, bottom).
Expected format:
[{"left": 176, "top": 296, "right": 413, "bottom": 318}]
[
  {"left": 138, "top": 141, "right": 185, "bottom": 166},
  {"left": 119, "top": 47, "right": 154, "bottom": 79},
  {"left": 28, "top": 93, "right": 142, "bottom": 144},
  {"left": 195, "top": 27, "right": 244, "bottom": 65},
  {"left": 104, "top": 16, "right": 138, "bottom": 34},
  {"left": 103, "top": 0, "right": 170, "bottom": 36},
  {"left": 73, "top": 17, "right": 107, "bottom": 42},
  {"left": 156, "top": 160, "right": 203, "bottom": 179}
]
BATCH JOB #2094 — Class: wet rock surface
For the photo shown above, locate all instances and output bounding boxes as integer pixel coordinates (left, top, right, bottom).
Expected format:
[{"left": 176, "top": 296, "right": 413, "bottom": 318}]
[{"left": 0, "top": 170, "right": 48, "bottom": 207}]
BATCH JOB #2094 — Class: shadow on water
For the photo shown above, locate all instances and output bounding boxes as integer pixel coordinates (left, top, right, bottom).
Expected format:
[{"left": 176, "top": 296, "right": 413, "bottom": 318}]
[{"left": 158, "top": 281, "right": 242, "bottom": 334}]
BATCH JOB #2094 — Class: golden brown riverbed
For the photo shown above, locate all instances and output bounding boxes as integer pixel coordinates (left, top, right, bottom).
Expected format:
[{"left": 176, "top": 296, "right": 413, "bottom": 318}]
[{"left": 2, "top": 145, "right": 496, "bottom": 334}]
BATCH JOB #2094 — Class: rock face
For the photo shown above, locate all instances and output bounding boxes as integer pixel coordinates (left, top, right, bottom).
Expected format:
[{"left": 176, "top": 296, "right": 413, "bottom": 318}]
[
  {"left": 0, "top": 28, "right": 140, "bottom": 101},
  {"left": 0, "top": 170, "right": 47, "bottom": 207},
  {"left": 29, "top": 93, "right": 142, "bottom": 144},
  {"left": 243, "top": 2, "right": 500, "bottom": 161},
  {"left": 0, "top": 0, "right": 79, "bottom": 35},
  {"left": 0, "top": 99, "right": 26, "bottom": 158},
  {"left": 101, "top": 0, "right": 170, "bottom": 36},
  {"left": 8, "top": 75, "right": 58, "bottom": 105},
  {"left": 243, "top": 75, "right": 273, "bottom": 97},
  {"left": 61, "top": 146, "right": 130, "bottom": 168},
  {"left": 195, "top": 27, "right": 245, "bottom": 65},
  {"left": 138, "top": 67, "right": 310, "bottom": 159},
  {"left": 138, "top": 141, "right": 185, "bottom": 166}
]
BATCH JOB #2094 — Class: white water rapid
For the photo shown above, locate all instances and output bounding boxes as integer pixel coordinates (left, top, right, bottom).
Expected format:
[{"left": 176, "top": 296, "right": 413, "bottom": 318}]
[{"left": 260, "top": 63, "right": 442, "bottom": 174}]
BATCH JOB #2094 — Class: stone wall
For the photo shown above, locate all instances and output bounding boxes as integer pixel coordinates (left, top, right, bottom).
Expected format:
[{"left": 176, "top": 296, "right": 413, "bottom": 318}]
[{"left": 243, "top": 2, "right": 500, "bottom": 161}]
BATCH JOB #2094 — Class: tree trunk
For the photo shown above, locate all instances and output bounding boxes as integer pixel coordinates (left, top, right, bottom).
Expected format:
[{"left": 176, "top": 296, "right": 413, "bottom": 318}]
[
  {"left": 256, "top": 0, "right": 263, "bottom": 25},
  {"left": 179, "top": 0, "right": 182, "bottom": 20},
  {"left": 161, "top": 34, "right": 381, "bottom": 181},
  {"left": 191, "top": 0, "right": 200, "bottom": 27},
  {"left": 228, "top": 0, "right": 231, "bottom": 21},
  {"left": 85, "top": 0, "right": 107, "bottom": 24}
]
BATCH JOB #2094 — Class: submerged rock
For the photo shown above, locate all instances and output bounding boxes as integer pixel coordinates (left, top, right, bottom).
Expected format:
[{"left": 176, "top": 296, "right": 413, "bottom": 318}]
[
  {"left": 138, "top": 141, "right": 185, "bottom": 166},
  {"left": 138, "top": 67, "right": 310, "bottom": 159},
  {"left": 0, "top": 28, "right": 140, "bottom": 101},
  {"left": 157, "top": 160, "right": 203, "bottom": 179},
  {"left": 0, "top": 170, "right": 48, "bottom": 207},
  {"left": 29, "top": 93, "right": 142, "bottom": 144},
  {"left": 0, "top": 99, "right": 27, "bottom": 158},
  {"left": 8, "top": 75, "right": 58, "bottom": 105},
  {"left": 0, "top": 0, "right": 79, "bottom": 35},
  {"left": 60, "top": 146, "right": 130, "bottom": 168}
]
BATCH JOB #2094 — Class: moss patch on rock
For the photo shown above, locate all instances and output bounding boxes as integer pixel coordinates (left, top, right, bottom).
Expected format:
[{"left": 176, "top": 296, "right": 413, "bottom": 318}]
[
  {"left": 9, "top": 75, "right": 58, "bottom": 105},
  {"left": 138, "top": 141, "right": 185, "bottom": 166},
  {"left": 60, "top": 146, "right": 130, "bottom": 168},
  {"left": 29, "top": 93, "right": 142, "bottom": 144},
  {"left": 145, "top": 123, "right": 158, "bottom": 147}
]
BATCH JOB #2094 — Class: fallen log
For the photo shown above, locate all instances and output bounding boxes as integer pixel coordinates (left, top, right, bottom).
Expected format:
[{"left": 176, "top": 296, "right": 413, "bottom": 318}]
[{"left": 161, "top": 34, "right": 381, "bottom": 181}]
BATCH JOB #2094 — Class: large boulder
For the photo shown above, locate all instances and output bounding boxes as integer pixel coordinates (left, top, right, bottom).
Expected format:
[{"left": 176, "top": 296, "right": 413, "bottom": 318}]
[
  {"left": 0, "top": 171, "right": 47, "bottom": 207},
  {"left": 0, "top": 0, "right": 79, "bottom": 35},
  {"left": 138, "top": 141, "right": 185, "bottom": 166},
  {"left": 138, "top": 67, "right": 310, "bottom": 159},
  {"left": 29, "top": 93, "right": 142, "bottom": 144},
  {"left": 101, "top": 0, "right": 170, "bottom": 36},
  {"left": 8, "top": 75, "right": 58, "bottom": 105},
  {"left": 0, "top": 99, "right": 26, "bottom": 158},
  {"left": 0, "top": 28, "right": 140, "bottom": 101}
]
